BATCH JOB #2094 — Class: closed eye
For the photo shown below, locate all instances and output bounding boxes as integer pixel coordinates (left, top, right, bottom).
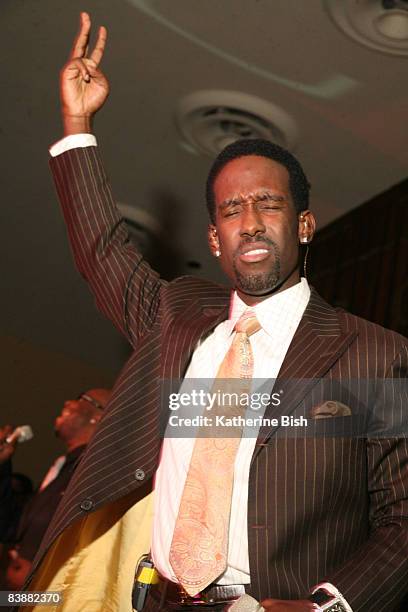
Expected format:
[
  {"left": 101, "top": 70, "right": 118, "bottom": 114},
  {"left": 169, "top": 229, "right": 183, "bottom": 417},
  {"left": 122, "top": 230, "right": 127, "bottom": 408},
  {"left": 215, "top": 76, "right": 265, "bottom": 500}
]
[{"left": 223, "top": 204, "right": 242, "bottom": 217}]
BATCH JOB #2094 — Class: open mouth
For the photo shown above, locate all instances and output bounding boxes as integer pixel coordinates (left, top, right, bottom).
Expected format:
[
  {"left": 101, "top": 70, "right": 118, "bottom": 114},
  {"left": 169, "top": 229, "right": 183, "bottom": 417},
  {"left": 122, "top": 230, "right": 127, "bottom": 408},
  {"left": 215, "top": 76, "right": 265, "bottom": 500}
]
[{"left": 238, "top": 247, "right": 270, "bottom": 263}]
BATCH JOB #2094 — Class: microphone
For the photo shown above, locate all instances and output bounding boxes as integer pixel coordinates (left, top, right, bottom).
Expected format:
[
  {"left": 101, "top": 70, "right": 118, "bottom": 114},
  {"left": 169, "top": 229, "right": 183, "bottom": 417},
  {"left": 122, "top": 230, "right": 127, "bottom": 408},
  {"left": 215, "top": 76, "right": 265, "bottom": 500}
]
[
  {"left": 228, "top": 594, "right": 265, "bottom": 611},
  {"left": 5, "top": 425, "right": 34, "bottom": 444}
]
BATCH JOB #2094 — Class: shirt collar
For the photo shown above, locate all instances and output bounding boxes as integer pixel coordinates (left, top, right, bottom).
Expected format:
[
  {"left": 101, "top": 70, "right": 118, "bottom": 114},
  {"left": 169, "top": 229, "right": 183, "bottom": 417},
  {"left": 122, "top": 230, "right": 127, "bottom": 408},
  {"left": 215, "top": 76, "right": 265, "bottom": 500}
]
[{"left": 226, "top": 278, "right": 311, "bottom": 338}]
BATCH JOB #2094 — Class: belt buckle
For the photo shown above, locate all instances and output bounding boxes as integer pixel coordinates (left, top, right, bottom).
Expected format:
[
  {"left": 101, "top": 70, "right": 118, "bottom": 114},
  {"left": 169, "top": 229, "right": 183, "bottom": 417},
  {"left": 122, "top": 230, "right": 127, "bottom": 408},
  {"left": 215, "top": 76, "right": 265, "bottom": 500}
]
[
  {"left": 176, "top": 584, "right": 198, "bottom": 605},
  {"left": 176, "top": 584, "right": 211, "bottom": 606}
]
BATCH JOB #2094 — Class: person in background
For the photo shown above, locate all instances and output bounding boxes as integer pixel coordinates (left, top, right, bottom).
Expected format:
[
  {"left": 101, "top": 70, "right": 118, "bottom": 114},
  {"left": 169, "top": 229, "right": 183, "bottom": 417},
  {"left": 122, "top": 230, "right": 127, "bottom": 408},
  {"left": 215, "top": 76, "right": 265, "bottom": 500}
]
[{"left": 1, "top": 388, "right": 111, "bottom": 589}]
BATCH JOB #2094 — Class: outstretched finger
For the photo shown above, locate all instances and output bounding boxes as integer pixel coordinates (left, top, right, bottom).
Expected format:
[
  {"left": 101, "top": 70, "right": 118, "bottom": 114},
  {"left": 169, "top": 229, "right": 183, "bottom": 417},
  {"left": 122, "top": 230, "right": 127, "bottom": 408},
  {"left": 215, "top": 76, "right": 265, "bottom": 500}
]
[
  {"left": 90, "top": 25, "right": 107, "bottom": 67},
  {"left": 70, "top": 11, "right": 91, "bottom": 60}
]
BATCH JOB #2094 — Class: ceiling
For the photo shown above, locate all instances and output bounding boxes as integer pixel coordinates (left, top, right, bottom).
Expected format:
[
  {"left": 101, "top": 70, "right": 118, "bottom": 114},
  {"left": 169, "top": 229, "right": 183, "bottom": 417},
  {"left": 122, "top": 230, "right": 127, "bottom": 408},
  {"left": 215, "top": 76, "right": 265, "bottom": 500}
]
[{"left": 1, "top": 0, "right": 407, "bottom": 374}]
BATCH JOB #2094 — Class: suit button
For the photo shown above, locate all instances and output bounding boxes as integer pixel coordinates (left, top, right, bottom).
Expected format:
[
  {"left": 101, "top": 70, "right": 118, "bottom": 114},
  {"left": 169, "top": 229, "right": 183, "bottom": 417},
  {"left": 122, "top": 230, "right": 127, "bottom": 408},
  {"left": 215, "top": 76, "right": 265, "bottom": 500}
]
[
  {"left": 80, "top": 499, "right": 94, "bottom": 511},
  {"left": 135, "top": 468, "right": 145, "bottom": 481}
]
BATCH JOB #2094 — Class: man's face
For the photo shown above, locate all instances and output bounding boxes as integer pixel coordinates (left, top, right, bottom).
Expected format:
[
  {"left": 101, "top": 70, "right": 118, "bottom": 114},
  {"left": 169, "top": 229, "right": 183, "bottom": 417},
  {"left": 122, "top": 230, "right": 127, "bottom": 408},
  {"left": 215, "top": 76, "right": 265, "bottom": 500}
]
[
  {"left": 209, "top": 155, "right": 308, "bottom": 302},
  {"left": 54, "top": 392, "right": 100, "bottom": 441},
  {"left": 54, "top": 401, "right": 88, "bottom": 440}
]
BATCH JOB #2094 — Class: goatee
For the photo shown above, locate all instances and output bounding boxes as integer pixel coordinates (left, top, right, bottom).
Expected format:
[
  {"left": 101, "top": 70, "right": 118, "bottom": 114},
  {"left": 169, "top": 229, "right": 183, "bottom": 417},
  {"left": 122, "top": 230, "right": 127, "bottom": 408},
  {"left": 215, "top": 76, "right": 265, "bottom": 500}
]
[{"left": 233, "top": 243, "right": 281, "bottom": 294}]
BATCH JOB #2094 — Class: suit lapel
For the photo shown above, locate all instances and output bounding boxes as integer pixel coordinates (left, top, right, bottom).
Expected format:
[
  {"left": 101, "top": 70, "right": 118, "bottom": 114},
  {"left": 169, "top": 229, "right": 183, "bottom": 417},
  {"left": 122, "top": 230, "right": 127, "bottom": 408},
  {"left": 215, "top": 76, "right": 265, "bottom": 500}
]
[
  {"left": 251, "top": 289, "right": 357, "bottom": 463},
  {"left": 161, "top": 294, "right": 230, "bottom": 380}
]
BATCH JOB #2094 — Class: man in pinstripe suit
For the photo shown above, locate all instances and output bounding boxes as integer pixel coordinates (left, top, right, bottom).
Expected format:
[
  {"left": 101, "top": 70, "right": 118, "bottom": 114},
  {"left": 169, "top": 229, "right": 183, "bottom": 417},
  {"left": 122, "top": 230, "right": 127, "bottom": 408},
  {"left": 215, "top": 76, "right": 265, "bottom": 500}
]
[{"left": 30, "top": 13, "right": 408, "bottom": 612}]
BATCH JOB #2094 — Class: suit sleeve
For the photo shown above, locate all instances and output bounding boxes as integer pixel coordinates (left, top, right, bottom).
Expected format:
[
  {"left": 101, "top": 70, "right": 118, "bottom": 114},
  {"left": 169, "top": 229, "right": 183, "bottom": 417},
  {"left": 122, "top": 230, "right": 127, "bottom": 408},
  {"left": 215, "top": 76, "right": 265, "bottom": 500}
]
[
  {"left": 326, "top": 345, "right": 408, "bottom": 612},
  {"left": 49, "top": 146, "right": 166, "bottom": 348}
]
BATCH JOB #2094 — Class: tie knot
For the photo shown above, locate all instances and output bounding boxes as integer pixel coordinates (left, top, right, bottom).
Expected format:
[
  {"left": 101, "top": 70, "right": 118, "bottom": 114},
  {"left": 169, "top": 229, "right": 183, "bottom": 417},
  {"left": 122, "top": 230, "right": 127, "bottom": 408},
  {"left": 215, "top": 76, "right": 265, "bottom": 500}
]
[{"left": 234, "top": 309, "right": 261, "bottom": 336}]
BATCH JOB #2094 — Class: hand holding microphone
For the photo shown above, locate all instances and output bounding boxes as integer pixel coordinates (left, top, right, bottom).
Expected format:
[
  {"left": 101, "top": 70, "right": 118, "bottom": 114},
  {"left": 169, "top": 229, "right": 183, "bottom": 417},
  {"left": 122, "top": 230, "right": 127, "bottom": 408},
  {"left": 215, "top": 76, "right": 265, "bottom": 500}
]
[
  {"left": 5, "top": 425, "right": 34, "bottom": 444},
  {"left": 0, "top": 424, "right": 34, "bottom": 463}
]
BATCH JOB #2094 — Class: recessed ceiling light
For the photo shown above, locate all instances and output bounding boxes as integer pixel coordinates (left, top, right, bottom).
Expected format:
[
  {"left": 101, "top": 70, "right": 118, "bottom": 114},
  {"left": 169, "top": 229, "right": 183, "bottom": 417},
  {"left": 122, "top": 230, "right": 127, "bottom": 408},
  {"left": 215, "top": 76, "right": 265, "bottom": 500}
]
[
  {"left": 176, "top": 90, "right": 298, "bottom": 157},
  {"left": 375, "top": 11, "right": 408, "bottom": 39},
  {"left": 325, "top": 0, "right": 408, "bottom": 55}
]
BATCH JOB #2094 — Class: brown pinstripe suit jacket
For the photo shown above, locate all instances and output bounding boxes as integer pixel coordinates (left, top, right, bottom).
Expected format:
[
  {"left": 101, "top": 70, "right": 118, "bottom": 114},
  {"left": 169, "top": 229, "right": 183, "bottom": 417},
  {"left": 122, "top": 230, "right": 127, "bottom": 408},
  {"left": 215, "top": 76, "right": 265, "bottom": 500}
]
[{"left": 36, "top": 146, "right": 408, "bottom": 610}]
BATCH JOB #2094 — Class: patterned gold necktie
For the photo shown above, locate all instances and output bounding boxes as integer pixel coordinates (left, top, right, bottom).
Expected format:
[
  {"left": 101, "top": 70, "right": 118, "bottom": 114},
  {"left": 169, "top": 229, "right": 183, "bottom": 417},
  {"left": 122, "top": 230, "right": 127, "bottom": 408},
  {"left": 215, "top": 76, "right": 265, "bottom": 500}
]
[{"left": 169, "top": 310, "right": 261, "bottom": 595}]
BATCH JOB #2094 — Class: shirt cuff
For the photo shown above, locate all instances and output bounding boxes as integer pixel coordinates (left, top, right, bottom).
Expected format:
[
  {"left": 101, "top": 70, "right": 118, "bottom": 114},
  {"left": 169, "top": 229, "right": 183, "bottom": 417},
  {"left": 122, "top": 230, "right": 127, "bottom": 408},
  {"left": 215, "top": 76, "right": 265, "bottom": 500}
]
[
  {"left": 49, "top": 134, "right": 97, "bottom": 157},
  {"left": 311, "top": 582, "right": 353, "bottom": 611}
]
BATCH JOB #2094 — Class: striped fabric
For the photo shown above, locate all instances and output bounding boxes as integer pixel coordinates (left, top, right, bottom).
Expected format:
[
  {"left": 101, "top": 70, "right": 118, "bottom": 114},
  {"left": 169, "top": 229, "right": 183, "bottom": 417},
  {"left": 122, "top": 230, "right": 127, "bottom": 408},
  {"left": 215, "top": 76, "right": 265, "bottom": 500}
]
[{"left": 31, "top": 146, "right": 408, "bottom": 611}]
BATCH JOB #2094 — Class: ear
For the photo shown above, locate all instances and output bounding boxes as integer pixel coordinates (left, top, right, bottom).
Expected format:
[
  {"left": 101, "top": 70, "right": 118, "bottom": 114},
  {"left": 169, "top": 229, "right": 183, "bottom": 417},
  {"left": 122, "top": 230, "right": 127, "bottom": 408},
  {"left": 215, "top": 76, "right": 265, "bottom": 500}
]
[
  {"left": 207, "top": 224, "right": 221, "bottom": 257},
  {"left": 89, "top": 412, "right": 102, "bottom": 426},
  {"left": 298, "top": 210, "right": 316, "bottom": 245}
]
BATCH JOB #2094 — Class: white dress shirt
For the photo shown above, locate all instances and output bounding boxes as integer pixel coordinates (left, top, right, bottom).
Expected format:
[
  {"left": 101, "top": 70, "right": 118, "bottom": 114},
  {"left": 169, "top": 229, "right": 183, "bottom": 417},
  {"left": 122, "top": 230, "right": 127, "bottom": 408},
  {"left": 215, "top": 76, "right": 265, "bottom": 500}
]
[{"left": 153, "top": 279, "right": 310, "bottom": 584}]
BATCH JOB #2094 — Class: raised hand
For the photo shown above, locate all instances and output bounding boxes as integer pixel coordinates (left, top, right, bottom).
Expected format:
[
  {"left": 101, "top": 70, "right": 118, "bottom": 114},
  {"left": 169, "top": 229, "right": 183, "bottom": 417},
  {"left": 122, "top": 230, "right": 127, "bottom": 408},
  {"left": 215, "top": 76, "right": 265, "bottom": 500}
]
[{"left": 60, "top": 12, "right": 109, "bottom": 135}]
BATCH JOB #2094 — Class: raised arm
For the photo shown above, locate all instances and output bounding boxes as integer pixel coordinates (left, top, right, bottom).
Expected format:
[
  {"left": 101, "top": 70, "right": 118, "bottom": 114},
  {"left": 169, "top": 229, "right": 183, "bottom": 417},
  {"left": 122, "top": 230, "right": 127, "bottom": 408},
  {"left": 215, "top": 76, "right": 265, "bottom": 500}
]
[{"left": 52, "top": 13, "right": 165, "bottom": 346}]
